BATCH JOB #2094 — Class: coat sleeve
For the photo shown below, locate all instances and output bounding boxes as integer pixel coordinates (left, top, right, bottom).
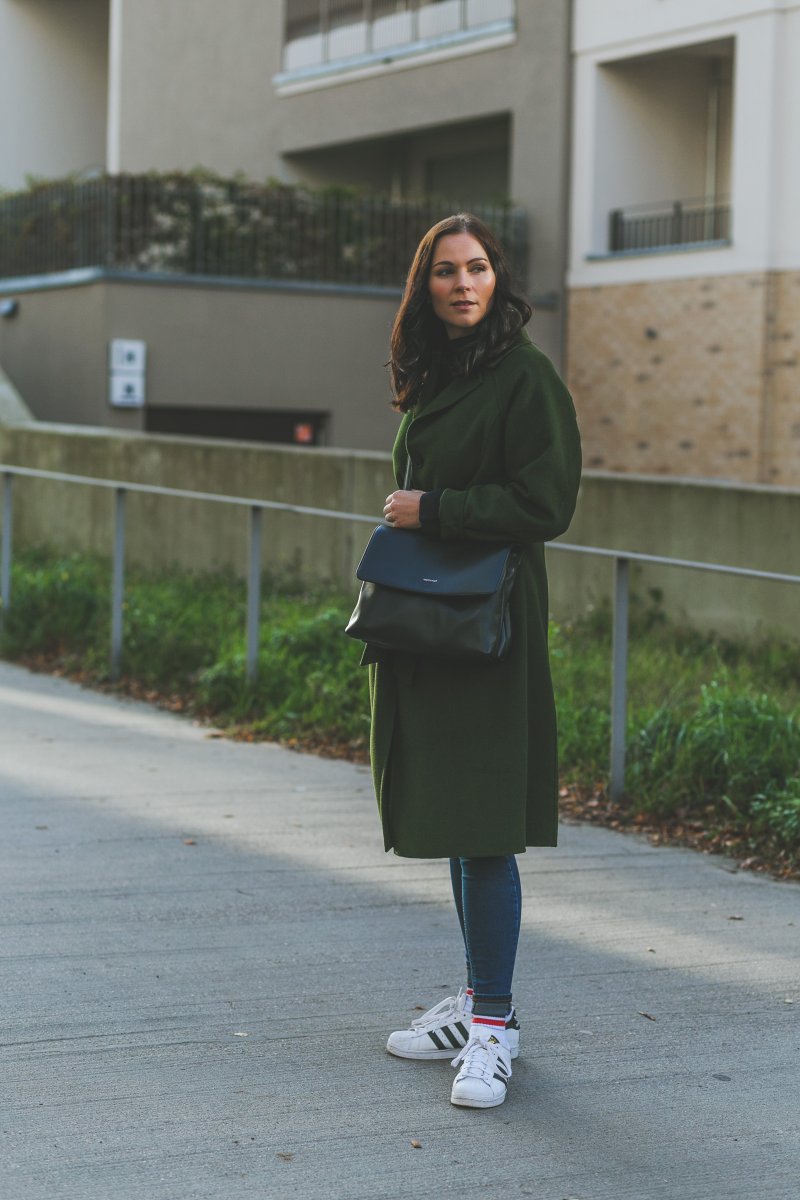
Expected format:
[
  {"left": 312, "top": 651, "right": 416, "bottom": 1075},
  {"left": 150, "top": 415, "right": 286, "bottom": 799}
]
[{"left": 437, "top": 350, "right": 582, "bottom": 546}]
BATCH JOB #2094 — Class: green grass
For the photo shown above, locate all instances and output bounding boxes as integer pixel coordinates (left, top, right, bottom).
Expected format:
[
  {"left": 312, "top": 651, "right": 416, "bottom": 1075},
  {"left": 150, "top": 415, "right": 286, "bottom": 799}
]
[
  {"left": 0, "top": 548, "right": 370, "bottom": 746},
  {"left": 3, "top": 550, "right": 799, "bottom": 862},
  {"left": 549, "top": 594, "right": 800, "bottom": 856}
]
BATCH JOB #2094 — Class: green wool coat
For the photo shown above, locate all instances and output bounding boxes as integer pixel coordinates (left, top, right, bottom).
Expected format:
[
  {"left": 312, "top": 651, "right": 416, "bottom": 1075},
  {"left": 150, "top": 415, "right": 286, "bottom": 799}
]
[{"left": 365, "top": 332, "right": 582, "bottom": 858}]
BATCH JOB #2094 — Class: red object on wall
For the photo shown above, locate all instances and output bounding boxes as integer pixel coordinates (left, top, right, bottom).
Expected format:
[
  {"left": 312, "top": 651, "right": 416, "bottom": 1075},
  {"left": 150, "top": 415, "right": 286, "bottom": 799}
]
[{"left": 293, "top": 422, "right": 315, "bottom": 444}]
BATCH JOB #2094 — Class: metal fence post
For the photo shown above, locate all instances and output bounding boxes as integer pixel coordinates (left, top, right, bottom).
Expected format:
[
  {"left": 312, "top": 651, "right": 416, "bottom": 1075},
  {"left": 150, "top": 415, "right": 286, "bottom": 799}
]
[
  {"left": 110, "top": 488, "right": 126, "bottom": 680},
  {"left": 246, "top": 506, "right": 263, "bottom": 682},
  {"left": 672, "top": 200, "right": 683, "bottom": 246},
  {"left": 1, "top": 472, "right": 12, "bottom": 616},
  {"left": 610, "top": 556, "right": 630, "bottom": 804}
]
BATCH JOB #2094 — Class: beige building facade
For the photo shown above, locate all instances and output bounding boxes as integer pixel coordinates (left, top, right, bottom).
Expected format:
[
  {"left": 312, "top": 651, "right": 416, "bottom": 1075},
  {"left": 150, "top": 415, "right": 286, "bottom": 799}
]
[
  {"left": 567, "top": 0, "right": 800, "bottom": 487},
  {"left": 2, "top": 1, "right": 799, "bottom": 486},
  {"left": 0, "top": 1, "right": 572, "bottom": 450}
]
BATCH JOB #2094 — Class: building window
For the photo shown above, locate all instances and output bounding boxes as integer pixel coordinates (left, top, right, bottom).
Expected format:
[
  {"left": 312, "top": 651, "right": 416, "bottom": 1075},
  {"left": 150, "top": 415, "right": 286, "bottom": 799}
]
[{"left": 281, "top": 0, "right": 515, "bottom": 79}]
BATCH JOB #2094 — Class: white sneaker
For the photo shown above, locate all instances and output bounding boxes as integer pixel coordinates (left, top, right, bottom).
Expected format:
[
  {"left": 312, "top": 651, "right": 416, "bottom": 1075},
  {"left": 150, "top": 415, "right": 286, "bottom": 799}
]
[
  {"left": 386, "top": 991, "right": 520, "bottom": 1061},
  {"left": 450, "top": 1034, "right": 512, "bottom": 1108}
]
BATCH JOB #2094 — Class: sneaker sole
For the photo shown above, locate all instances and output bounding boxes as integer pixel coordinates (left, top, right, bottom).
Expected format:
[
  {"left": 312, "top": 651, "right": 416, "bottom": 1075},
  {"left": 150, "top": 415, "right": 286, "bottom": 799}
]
[
  {"left": 386, "top": 1033, "right": 519, "bottom": 1062},
  {"left": 386, "top": 1042, "right": 461, "bottom": 1060},
  {"left": 450, "top": 1090, "right": 508, "bottom": 1109}
]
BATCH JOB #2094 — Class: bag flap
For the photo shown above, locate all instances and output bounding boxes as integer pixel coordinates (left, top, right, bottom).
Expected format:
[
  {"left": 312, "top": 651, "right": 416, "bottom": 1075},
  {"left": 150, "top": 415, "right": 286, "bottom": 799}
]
[{"left": 356, "top": 525, "right": 513, "bottom": 596}]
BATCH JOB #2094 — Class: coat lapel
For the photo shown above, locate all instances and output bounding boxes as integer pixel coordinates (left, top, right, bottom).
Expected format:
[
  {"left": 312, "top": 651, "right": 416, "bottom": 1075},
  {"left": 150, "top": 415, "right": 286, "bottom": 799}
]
[{"left": 412, "top": 371, "right": 483, "bottom": 425}]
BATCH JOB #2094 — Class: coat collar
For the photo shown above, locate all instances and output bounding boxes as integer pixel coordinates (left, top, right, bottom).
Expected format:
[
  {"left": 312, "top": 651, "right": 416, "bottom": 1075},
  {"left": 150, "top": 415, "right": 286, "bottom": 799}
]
[{"left": 410, "top": 330, "right": 529, "bottom": 425}]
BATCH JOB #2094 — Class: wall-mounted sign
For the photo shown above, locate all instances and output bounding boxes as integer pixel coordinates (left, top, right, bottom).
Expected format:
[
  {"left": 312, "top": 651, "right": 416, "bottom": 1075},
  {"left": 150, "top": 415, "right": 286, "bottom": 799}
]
[
  {"left": 109, "top": 338, "right": 146, "bottom": 408},
  {"left": 110, "top": 339, "right": 147, "bottom": 373},
  {"left": 110, "top": 374, "right": 146, "bottom": 408}
]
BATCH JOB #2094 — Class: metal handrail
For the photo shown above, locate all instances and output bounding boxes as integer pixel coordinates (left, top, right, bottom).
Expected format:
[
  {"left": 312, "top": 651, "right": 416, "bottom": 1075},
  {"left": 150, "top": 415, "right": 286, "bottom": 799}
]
[
  {"left": 2, "top": 463, "right": 799, "bottom": 802},
  {"left": 0, "top": 464, "right": 380, "bottom": 522}
]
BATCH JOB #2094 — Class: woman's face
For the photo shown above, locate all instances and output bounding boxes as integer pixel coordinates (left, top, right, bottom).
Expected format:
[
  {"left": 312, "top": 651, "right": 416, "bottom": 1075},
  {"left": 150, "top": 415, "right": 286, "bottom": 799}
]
[{"left": 428, "top": 232, "right": 496, "bottom": 339}]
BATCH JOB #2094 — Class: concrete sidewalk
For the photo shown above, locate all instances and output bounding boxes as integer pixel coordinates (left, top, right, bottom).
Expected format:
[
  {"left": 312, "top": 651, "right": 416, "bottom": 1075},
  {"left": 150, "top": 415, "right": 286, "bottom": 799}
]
[{"left": 1, "top": 660, "right": 797, "bottom": 1200}]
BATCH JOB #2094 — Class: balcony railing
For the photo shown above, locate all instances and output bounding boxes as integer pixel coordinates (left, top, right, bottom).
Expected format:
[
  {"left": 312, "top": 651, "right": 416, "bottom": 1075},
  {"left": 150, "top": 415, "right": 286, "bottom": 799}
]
[
  {"left": 0, "top": 174, "right": 527, "bottom": 290},
  {"left": 608, "top": 197, "right": 731, "bottom": 254},
  {"left": 282, "top": 0, "right": 515, "bottom": 75}
]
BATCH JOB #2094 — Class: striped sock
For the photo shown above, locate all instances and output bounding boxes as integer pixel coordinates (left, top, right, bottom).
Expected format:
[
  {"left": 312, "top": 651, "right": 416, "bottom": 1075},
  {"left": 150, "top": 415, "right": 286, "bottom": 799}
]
[{"left": 470, "top": 1013, "right": 509, "bottom": 1049}]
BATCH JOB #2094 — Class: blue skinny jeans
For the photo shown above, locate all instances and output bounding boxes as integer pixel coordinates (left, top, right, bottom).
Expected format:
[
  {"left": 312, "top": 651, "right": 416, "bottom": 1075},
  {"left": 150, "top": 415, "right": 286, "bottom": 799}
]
[{"left": 449, "top": 854, "right": 522, "bottom": 1018}]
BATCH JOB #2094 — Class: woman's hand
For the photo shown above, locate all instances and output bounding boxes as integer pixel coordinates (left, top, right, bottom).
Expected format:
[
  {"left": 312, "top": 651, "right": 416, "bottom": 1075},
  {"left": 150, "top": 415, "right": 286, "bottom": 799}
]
[{"left": 383, "top": 489, "right": 424, "bottom": 529}]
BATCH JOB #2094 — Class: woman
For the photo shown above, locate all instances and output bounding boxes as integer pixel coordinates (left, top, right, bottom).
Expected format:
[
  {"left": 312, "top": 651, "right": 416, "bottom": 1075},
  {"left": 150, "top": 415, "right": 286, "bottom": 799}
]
[{"left": 365, "top": 213, "right": 581, "bottom": 1109}]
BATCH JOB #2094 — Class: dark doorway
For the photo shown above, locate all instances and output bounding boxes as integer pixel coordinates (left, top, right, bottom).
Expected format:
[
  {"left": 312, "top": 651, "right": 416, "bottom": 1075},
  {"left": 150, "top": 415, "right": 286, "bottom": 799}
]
[{"left": 145, "top": 407, "right": 329, "bottom": 446}]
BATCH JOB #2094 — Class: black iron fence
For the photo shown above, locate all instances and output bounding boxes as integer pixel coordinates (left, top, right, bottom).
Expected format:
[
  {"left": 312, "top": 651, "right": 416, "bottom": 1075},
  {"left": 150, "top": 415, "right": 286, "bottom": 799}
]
[
  {"left": 609, "top": 197, "right": 731, "bottom": 254},
  {"left": 0, "top": 174, "right": 527, "bottom": 289}
]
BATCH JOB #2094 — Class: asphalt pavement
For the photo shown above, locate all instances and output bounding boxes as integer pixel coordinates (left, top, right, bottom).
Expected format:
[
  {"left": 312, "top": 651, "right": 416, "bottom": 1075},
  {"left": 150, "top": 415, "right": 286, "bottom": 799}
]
[{"left": 1, "top": 659, "right": 797, "bottom": 1200}]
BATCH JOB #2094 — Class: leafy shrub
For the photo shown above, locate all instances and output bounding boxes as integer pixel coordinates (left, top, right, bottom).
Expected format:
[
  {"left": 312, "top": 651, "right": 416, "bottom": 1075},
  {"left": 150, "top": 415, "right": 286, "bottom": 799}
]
[
  {"left": 0, "top": 550, "right": 107, "bottom": 661},
  {"left": 627, "top": 680, "right": 800, "bottom": 821},
  {"left": 0, "top": 170, "right": 525, "bottom": 288},
  {"left": 549, "top": 620, "right": 610, "bottom": 778},
  {"left": 120, "top": 569, "right": 245, "bottom": 688},
  {"left": 196, "top": 604, "right": 369, "bottom": 743},
  {"left": 751, "top": 789, "right": 800, "bottom": 847}
]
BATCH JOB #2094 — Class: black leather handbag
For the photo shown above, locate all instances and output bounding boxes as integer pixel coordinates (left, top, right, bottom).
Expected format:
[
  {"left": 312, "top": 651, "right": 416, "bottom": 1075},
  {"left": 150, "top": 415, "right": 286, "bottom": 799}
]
[{"left": 345, "top": 524, "right": 520, "bottom": 662}]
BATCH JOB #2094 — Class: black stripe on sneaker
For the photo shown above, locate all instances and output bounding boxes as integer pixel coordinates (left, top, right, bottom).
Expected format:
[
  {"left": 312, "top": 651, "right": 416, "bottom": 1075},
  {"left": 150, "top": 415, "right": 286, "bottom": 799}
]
[
  {"left": 496, "top": 1060, "right": 510, "bottom": 1076},
  {"left": 506, "top": 1013, "right": 520, "bottom": 1031},
  {"left": 454, "top": 1021, "right": 469, "bottom": 1041},
  {"left": 492, "top": 1073, "right": 509, "bottom": 1087},
  {"left": 441, "top": 1025, "right": 463, "bottom": 1049},
  {"left": 427, "top": 1031, "right": 447, "bottom": 1051}
]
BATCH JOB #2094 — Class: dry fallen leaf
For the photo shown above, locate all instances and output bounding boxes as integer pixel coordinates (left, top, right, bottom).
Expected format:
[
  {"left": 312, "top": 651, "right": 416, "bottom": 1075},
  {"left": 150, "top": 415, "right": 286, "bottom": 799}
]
[
  {"left": 727, "top": 914, "right": 744, "bottom": 921},
  {"left": 637, "top": 1011, "right": 657, "bottom": 1021},
  {"left": 276, "top": 1152, "right": 294, "bottom": 1162},
  {"left": 410, "top": 1140, "right": 422, "bottom": 1150},
  {"left": 183, "top": 838, "right": 197, "bottom": 846}
]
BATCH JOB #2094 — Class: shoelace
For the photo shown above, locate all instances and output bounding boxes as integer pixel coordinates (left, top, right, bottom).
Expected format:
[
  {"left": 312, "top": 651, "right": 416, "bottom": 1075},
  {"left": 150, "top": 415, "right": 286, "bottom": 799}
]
[
  {"left": 410, "top": 989, "right": 466, "bottom": 1031},
  {"left": 451, "top": 1036, "right": 511, "bottom": 1080}
]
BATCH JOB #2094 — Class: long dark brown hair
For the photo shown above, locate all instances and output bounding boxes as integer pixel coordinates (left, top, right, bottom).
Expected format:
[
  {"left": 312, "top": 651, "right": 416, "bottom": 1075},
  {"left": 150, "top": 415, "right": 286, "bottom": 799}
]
[{"left": 389, "top": 213, "right": 532, "bottom": 413}]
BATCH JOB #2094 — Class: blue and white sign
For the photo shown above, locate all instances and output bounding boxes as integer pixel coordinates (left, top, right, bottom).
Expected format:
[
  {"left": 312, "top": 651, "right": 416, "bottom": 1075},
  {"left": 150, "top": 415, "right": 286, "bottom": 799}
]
[
  {"left": 110, "top": 339, "right": 147, "bottom": 373},
  {"left": 109, "top": 338, "right": 146, "bottom": 408},
  {"left": 110, "top": 374, "right": 145, "bottom": 408}
]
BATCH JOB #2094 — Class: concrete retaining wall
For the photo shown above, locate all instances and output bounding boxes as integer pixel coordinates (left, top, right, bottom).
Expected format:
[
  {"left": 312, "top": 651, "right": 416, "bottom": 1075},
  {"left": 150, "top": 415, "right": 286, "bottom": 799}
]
[
  {"left": 1, "top": 423, "right": 798, "bottom": 638},
  {"left": 0, "top": 275, "right": 401, "bottom": 451},
  {"left": 558, "top": 472, "right": 800, "bottom": 639}
]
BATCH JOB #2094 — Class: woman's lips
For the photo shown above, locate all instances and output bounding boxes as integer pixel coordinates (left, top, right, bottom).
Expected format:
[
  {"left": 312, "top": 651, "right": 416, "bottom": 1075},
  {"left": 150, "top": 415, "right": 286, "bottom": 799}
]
[{"left": 452, "top": 301, "right": 475, "bottom": 309}]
